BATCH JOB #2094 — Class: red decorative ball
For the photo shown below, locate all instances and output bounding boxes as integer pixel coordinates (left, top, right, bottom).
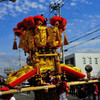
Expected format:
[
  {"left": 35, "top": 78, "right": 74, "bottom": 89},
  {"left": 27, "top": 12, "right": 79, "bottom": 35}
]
[
  {"left": 50, "top": 16, "right": 61, "bottom": 26},
  {"left": 33, "top": 15, "right": 44, "bottom": 24},
  {"left": 58, "top": 17, "right": 67, "bottom": 29},
  {"left": 23, "top": 17, "right": 29, "bottom": 28},
  {"left": 23, "top": 16, "right": 35, "bottom": 29},
  {"left": 13, "top": 27, "right": 24, "bottom": 36},
  {"left": 17, "top": 21, "right": 25, "bottom": 30}
]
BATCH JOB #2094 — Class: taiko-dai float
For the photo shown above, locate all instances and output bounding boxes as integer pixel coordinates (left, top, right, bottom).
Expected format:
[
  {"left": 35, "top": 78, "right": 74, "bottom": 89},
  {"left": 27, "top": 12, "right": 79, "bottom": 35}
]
[{"left": 5, "top": 15, "right": 85, "bottom": 87}]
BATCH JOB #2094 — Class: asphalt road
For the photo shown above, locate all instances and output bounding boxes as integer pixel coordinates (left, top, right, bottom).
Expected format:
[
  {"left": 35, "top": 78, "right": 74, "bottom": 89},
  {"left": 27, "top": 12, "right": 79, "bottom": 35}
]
[
  {"left": 14, "top": 91, "right": 99, "bottom": 100},
  {"left": 14, "top": 91, "right": 35, "bottom": 100},
  {"left": 14, "top": 92, "right": 81, "bottom": 100}
]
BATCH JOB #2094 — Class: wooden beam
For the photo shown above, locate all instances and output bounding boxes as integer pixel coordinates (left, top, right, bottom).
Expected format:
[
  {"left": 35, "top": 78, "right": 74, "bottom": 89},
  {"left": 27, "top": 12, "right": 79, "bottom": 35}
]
[
  {"left": 38, "top": 54, "right": 57, "bottom": 57},
  {"left": 0, "top": 79, "right": 100, "bottom": 96},
  {"left": 67, "top": 79, "right": 100, "bottom": 86}
]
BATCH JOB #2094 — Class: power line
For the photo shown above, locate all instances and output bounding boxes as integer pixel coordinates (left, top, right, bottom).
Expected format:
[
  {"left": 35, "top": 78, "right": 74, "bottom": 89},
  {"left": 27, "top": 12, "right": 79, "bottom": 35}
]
[
  {"left": 49, "top": 0, "right": 69, "bottom": 16},
  {"left": 64, "top": 34, "right": 100, "bottom": 51},
  {"left": 46, "top": 0, "right": 70, "bottom": 18},
  {"left": 68, "top": 24, "right": 100, "bottom": 40},
  {"left": 49, "top": 0, "right": 70, "bottom": 64},
  {"left": 69, "top": 29, "right": 100, "bottom": 44}
]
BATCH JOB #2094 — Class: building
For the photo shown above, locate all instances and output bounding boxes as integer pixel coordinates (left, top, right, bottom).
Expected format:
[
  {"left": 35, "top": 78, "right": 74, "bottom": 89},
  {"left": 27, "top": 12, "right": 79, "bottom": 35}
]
[
  {"left": 4, "top": 68, "right": 13, "bottom": 75},
  {"left": 65, "top": 53, "right": 100, "bottom": 77}
]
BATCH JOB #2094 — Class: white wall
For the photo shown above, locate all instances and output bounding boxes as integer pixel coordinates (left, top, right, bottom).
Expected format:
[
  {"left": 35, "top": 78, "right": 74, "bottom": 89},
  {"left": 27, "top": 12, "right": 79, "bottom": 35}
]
[{"left": 75, "top": 53, "right": 100, "bottom": 77}]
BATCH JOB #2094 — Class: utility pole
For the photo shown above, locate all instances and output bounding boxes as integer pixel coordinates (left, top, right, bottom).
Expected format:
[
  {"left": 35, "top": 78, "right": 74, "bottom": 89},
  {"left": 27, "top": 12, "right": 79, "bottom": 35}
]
[
  {"left": 58, "top": 3, "right": 65, "bottom": 64},
  {"left": 19, "top": 48, "right": 21, "bottom": 68},
  {"left": 49, "top": 1, "right": 68, "bottom": 64}
]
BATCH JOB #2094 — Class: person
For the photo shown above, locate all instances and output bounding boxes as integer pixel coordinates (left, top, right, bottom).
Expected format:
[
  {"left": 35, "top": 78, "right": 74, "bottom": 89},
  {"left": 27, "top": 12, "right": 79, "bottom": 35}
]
[
  {"left": 0, "top": 82, "right": 16, "bottom": 100},
  {"left": 76, "top": 85, "right": 87, "bottom": 100},
  {"left": 28, "top": 76, "right": 37, "bottom": 86},
  {"left": 51, "top": 74, "right": 60, "bottom": 100},
  {"left": 46, "top": 70, "right": 51, "bottom": 75},
  {"left": 70, "top": 86, "right": 75, "bottom": 96},
  {"left": 97, "top": 82, "right": 100, "bottom": 100},
  {"left": 86, "top": 83, "right": 93, "bottom": 100},
  {"left": 45, "top": 73, "right": 53, "bottom": 85},
  {"left": 59, "top": 76, "right": 68, "bottom": 100},
  {"left": 34, "top": 80, "right": 44, "bottom": 100},
  {"left": 92, "top": 83, "right": 98, "bottom": 100},
  {"left": 52, "top": 73, "right": 60, "bottom": 85},
  {"left": 0, "top": 76, "right": 5, "bottom": 84}
]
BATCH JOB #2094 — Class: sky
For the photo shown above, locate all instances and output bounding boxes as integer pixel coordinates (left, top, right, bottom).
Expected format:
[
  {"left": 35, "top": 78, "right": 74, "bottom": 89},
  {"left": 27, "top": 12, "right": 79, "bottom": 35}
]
[{"left": 0, "top": 0, "right": 100, "bottom": 74}]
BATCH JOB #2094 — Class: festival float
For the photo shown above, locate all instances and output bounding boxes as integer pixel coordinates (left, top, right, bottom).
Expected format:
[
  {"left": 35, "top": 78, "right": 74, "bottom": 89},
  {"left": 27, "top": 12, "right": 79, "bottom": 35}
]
[{"left": 5, "top": 15, "right": 86, "bottom": 87}]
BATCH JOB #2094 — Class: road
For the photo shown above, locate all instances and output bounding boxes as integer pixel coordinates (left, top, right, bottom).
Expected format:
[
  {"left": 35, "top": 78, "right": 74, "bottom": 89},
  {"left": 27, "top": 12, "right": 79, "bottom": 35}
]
[
  {"left": 14, "top": 92, "right": 99, "bottom": 100},
  {"left": 14, "top": 92, "right": 80, "bottom": 100}
]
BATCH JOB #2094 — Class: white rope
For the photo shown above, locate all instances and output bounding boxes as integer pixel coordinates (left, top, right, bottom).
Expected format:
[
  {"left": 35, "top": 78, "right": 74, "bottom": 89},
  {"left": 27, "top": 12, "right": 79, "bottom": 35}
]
[{"left": 44, "top": 85, "right": 48, "bottom": 90}]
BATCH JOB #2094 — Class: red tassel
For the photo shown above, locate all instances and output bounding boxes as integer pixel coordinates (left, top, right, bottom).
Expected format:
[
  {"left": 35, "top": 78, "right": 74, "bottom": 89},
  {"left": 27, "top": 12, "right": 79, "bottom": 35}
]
[
  {"left": 13, "top": 39, "right": 17, "bottom": 50},
  {"left": 64, "top": 34, "right": 69, "bottom": 45}
]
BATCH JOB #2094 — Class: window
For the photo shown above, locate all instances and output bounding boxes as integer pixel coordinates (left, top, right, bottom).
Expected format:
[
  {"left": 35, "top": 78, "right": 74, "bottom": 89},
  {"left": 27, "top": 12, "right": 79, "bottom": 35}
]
[
  {"left": 95, "top": 58, "right": 98, "bottom": 64},
  {"left": 83, "top": 57, "right": 86, "bottom": 64},
  {"left": 89, "top": 57, "right": 92, "bottom": 64}
]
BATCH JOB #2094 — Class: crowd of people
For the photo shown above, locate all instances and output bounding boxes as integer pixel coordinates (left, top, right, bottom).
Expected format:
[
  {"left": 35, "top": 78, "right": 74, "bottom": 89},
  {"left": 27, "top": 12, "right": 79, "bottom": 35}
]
[
  {"left": 0, "top": 75, "right": 16, "bottom": 100},
  {"left": 0, "top": 70, "right": 100, "bottom": 100},
  {"left": 0, "top": 70, "right": 69, "bottom": 100},
  {"left": 28, "top": 70, "right": 69, "bottom": 100},
  {"left": 28, "top": 70, "right": 100, "bottom": 100},
  {"left": 69, "top": 82, "right": 100, "bottom": 100}
]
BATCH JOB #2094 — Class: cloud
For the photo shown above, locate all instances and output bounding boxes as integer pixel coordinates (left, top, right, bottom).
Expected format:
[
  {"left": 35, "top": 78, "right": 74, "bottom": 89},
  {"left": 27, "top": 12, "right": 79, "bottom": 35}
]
[
  {"left": 30, "top": 2, "right": 38, "bottom": 8},
  {"left": 90, "top": 14, "right": 100, "bottom": 19},
  {"left": 85, "top": 1, "right": 93, "bottom": 5},
  {"left": 45, "top": 2, "right": 49, "bottom": 6},
  {"left": 65, "top": 47, "right": 100, "bottom": 56},
  {"left": 0, "top": 7, "right": 8, "bottom": 19},
  {"left": 81, "top": 0, "right": 93, "bottom": 5},
  {"left": 39, "top": 0, "right": 45, "bottom": 3},
  {"left": 0, "top": 3, "right": 16, "bottom": 18},
  {"left": 77, "top": 48, "right": 100, "bottom": 53},
  {"left": 66, "top": 13, "right": 100, "bottom": 40},
  {"left": 22, "top": 0, "right": 46, "bottom": 10},
  {"left": 70, "top": 2, "right": 77, "bottom": 6},
  {"left": 83, "top": 39, "right": 100, "bottom": 47},
  {"left": 15, "top": 6, "right": 23, "bottom": 12},
  {"left": 67, "top": 29, "right": 71, "bottom": 32},
  {"left": 0, "top": 52, "right": 6, "bottom": 55},
  {"left": 10, "top": 12, "right": 17, "bottom": 17},
  {"left": 71, "top": 0, "right": 93, "bottom": 6},
  {"left": 49, "top": 0, "right": 54, "bottom": 4},
  {"left": 95, "top": 15, "right": 100, "bottom": 18},
  {"left": 21, "top": 2, "right": 30, "bottom": 14},
  {"left": 39, "top": 4, "right": 47, "bottom": 10},
  {"left": 64, "top": 38, "right": 100, "bottom": 53},
  {"left": 81, "top": 0, "right": 86, "bottom": 2},
  {"left": 0, "top": 1, "right": 47, "bottom": 19},
  {"left": 0, "top": 52, "right": 27, "bottom": 73},
  {"left": 3, "top": 2, "right": 14, "bottom": 9}
]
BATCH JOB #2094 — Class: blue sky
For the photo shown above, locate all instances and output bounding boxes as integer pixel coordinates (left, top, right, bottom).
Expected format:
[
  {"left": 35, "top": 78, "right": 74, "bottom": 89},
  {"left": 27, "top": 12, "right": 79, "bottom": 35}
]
[{"left": 0, "top": 0, "right": 100, "bottom": 74}]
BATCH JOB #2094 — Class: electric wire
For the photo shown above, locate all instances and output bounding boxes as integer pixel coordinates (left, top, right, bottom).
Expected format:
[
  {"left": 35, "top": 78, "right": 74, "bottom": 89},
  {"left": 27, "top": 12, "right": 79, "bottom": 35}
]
[
  {"left": 69, "top": 29, "right": 100, "bottom": 44},
  {"left": 64, "top": 34, "right": 100, "bottom": 51},
  {"left": 68, "top": 24, "right": 100, "bottom": 40}
]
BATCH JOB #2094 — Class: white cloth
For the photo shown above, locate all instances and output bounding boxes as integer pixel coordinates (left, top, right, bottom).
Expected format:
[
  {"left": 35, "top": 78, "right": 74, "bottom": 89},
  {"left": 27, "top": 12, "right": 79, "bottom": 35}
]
[
  {"left": 10, "top": 96, "right": 16, "bottom": 100},
  {"left": 59, "top": 92, "right": 67, "bottom": 100}
]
